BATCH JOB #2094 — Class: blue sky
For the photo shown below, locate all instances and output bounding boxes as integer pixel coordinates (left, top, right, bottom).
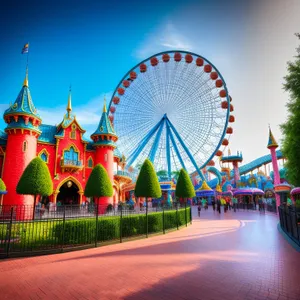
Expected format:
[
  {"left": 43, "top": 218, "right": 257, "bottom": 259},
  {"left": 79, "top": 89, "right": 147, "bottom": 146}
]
[{"left": 1, "top": 0, "right": 300, "bottom": 165}]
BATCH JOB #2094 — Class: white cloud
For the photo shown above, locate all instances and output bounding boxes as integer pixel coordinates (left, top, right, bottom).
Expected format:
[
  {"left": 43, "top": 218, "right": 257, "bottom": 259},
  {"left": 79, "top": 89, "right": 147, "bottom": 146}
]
[{"left": 135, "top": 21, "right": 193, "bottom": 59}]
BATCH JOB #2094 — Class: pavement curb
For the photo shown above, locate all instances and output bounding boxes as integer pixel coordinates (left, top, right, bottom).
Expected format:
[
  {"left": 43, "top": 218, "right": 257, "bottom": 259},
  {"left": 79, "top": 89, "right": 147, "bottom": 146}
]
[{"left": 277, "top": 223, "right": 300, "bottom": 252}]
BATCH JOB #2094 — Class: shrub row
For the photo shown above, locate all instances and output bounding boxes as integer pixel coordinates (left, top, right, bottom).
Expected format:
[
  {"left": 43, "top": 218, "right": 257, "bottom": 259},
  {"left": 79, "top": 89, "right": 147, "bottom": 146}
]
[
  {"left": 0, "top": 208, "right": 191, "bottom": 254},
  {"left": 53, "top": 208, "right": 191, "bottom": 245}
]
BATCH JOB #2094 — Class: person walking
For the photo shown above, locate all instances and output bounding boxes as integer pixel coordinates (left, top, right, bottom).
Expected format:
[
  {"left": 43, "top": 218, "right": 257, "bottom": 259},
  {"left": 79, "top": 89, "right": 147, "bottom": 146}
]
[
  {"left": 212, "top": 199, "right": 216, "bottom": 211},
  {"left": 217, "top": 198, "right": 221, "bottom": 214},
  {"left": 198, "top": 204, "right": 201, "bottom": 217},
  {"left": 232, "top": 197, "right": 237, "bottom": 212}
]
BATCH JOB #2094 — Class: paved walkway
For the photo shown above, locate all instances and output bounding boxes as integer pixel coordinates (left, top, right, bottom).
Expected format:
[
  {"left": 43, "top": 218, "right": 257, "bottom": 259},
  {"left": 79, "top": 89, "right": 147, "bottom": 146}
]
[{"left": 0, "top": 208, "right": 299, "bottom": 300}]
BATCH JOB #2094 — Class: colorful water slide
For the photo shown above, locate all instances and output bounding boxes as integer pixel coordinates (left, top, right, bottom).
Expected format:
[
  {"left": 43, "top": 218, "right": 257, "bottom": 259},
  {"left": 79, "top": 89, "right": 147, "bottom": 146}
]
[{"left": 201, "top": 150, "right": 283, "bottom": 189}]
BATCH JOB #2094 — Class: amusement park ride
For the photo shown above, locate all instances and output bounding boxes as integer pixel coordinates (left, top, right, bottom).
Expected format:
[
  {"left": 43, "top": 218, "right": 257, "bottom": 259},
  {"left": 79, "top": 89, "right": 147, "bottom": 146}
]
[
  {"left": 108, "top": 50, "right": 288, "bottom": 204},
  {"left": 0, "top": 49, "right": 289, "bottom": 211}
]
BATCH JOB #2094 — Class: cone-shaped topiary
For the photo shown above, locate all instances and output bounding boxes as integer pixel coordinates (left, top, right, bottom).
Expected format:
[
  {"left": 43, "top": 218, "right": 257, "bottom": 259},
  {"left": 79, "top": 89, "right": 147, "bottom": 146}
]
[
  {"left": 17, "top": 157, "right": 53, "bottom": 196},
  {"left": 0, "top": 178, "right": 6, "bottom": 192},
  {"left": 135, "top": 159, "right": 162, "bottom": 199},
  {"left": 17, "top": 157, "right": 53, "bottom": 219},
  {"left": 175, "top": 168, "right": 195, "bottom": 199},
  {"left": 84, "top": 164, "right": 113, "bottom": 198}
]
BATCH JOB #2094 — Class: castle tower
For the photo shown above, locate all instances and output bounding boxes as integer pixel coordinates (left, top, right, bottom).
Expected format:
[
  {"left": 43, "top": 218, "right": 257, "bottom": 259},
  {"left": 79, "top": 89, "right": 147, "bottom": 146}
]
[
  {"left": 91, "top": 98, "right": 118, "bottom": 207},
  {"left": 2, "top": 69, "right": 41, "bottom": 210},
  {"left": 267, "top": 127, "right": 280, "bottom": 210}
]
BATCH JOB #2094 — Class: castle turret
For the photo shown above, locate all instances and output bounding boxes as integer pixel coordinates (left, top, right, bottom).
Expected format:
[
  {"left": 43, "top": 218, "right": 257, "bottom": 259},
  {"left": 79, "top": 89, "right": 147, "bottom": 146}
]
[
  {"left": 2, "top": 68, "right": 41, "bottom": 210},
  {"left": 91, "top": 98, "right": 118, "bottom": 207},
  {"left": 267, "top": 127, "right": 280, "bottom": 210}
]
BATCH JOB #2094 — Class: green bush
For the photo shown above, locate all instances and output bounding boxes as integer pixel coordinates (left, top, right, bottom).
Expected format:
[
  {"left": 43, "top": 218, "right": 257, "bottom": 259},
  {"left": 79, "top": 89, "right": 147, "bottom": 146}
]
[
  {"left": 135, "top": 159, "right": 162, "bottom": 199},
  {"left": 176, "top": 169, "right": 195, "bottom": 199},
  {"left": 0, "top": 208, "right": 191, "bottom": 253}
]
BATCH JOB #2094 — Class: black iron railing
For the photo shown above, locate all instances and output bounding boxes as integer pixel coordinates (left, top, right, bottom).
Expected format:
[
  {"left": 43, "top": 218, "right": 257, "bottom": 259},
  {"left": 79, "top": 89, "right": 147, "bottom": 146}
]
[
  {"left": 278, "top": 206, "right": 300, "bottom": 246},
  {"left": 0, "top": 203, "right": 191, "bottom": 258}
]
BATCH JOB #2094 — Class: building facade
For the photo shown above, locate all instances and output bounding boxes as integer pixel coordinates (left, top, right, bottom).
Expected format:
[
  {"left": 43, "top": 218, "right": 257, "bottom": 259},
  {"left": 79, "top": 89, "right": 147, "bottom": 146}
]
[{"left": 0, "top": 71, "right": 132, "bottom": 208}]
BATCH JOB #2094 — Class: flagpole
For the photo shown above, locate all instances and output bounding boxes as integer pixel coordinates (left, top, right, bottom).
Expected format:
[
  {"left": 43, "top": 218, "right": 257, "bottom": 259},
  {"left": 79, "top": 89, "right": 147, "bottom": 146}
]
[{"left": 26, "top": 42, "right": 29, "bottom": 69}]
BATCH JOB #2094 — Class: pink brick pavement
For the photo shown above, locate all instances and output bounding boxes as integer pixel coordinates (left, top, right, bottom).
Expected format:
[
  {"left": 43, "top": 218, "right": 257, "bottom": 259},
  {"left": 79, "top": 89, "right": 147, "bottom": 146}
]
[{"left": 0, "top": 208, "right": 299, "bottom": 300}]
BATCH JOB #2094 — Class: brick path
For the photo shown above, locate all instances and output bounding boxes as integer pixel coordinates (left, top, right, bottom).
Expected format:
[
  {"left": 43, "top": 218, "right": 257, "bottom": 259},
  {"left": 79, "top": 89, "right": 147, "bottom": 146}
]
[{"left": 0, "top": 208, "right": 299, "bottom": 300}]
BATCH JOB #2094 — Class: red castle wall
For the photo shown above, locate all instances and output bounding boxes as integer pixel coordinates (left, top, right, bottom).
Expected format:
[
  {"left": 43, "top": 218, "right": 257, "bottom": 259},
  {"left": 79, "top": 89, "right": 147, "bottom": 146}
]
[
  {"left": 2, "top": 132, "right": 37, "bottom": 206},
  {"left": 1, "top": 120, "right": 116, "bottom": 211}
]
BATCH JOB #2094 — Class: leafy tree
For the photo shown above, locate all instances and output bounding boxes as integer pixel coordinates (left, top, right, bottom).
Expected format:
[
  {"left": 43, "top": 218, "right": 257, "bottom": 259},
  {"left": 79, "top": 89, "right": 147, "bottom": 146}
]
[
  {"left": 156, "top": 170, "right": 168, "bottom": 177},
  {"left": 280, "top": 34, "right": 300, "bottom": 186},
  {"left": 84, "top": 164, "right": 113, "bottom": 204},
  {"left": 175, "top": 168, "right": 195, "bottom": 201},
  {"left": 17, "top": 157, "right": 53, "bottom": 218},
  {"left": 0, "top": 178, "right": 6, "bottom": 192},
  {"left": 135, "top": 159, "right": 162, "bottom": 206},
  {"left": 0, "top": 178, "right": 7, "bottom": 206}
]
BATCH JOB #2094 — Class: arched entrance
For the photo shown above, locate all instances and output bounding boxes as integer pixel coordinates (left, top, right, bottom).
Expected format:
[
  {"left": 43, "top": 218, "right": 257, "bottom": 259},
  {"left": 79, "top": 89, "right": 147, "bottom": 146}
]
[{"left": 57, "top": 180, "right": 79, "bottom": 205}]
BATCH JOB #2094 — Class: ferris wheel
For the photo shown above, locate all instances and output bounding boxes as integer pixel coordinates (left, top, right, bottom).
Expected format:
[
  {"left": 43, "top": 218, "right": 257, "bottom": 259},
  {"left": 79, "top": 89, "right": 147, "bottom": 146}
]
[{"left": 108, "top": 50, "right": 234, "bottom": 180}]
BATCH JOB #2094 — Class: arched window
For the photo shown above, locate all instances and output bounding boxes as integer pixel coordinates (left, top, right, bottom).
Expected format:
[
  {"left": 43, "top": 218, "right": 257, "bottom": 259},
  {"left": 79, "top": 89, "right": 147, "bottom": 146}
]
[
  {"left": 41, "top": 152, "right": 48, "bottom": 163},
  {"left": 87, "top": 157, "right": 93, "bottom": 168},
  {"left": 38, "top": 149, "right": 49, "bottom": 163},
  {"left": 64, "top": 146, "right": 79, "bottom": 164},
  {"left": 22, "top": 141, "right": 28, "bottom": 152}
]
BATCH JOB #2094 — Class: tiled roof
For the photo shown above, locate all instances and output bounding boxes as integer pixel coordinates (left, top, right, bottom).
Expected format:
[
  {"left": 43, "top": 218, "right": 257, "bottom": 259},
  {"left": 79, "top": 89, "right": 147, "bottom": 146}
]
[
  {"left": 4, "top": 85, "right": 40, "bottom": 120},
  {"left": 38, "top": 124, "right": 57, "bottom": 144}
]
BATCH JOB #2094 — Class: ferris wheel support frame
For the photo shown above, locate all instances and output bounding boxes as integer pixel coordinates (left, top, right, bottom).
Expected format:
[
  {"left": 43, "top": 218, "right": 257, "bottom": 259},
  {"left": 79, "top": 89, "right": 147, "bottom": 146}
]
[
  {"left": 167, "top": 122, "right": 187, "bottom": 172},
  {"left": 166, "top": 120, "right": 172, "bottom": 179},
  {"left": 166, "top": 117, "right": 205, "bottom": 181},
  {"left": 149, "top": 120, "right": 165, "bottom": 163},
  {"left": 127, "top": 117, "right": 165, "bottom": 167}
]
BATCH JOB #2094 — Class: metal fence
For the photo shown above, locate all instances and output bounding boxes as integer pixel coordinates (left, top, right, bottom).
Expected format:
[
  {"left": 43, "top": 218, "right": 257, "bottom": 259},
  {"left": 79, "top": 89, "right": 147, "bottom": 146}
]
[
  {"left": 0, "top": 203, "right": 192, "bottom": 258},
  {"left": 278, "top": 206, "right": 300, "bottom": 246}
]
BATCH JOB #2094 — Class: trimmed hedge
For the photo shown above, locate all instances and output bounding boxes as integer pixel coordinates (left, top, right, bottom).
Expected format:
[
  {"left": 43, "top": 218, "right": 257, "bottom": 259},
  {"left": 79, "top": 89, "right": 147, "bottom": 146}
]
[
  {"left": 53, "top": 208, "right": 190, "bottom": 245},
  {"left": 0, "top": 208, "right": 191, "bottom": 254}
]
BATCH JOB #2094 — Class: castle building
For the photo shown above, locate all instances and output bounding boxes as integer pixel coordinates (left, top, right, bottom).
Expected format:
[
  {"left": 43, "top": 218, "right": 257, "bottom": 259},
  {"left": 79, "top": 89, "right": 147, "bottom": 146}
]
[{"left": 0, "top": 71, "right": 132, "bottom": 208}]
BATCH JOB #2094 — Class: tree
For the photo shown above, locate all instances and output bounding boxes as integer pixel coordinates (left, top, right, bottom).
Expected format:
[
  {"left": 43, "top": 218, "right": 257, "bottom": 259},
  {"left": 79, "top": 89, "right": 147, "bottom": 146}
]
[
  {"left": 280, "top": 33, "right": 300, "bottom": 186},
  {"left": 0, "top": 178, "right": 7, "bottom": 206},
  {"left": 16, "top": 157, "right": 53, "bottom": 219},
  {"left": 84, "top": 163, "right": 113, "bottom": 202},
  {"left": 135, "top": 159, "right": 162, "bottom": 205},
  {"left": 175, "top": 168, "right": 195, "bottom": 201},
  {"left": 156, "top": 170, "right": 168, "bottom": 178}
]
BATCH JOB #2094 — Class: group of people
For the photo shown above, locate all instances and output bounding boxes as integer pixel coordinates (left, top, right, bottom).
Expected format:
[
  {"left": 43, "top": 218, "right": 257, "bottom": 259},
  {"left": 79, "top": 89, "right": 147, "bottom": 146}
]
[{"left": 197, "top": 196, "right": 239, "bottom": 217}]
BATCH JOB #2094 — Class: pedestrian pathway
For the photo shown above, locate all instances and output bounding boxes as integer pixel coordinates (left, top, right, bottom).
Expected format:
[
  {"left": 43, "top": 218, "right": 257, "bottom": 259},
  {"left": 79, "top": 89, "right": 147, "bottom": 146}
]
[{"left": 0, "top": 208, "right": 299, "bottom": 300}]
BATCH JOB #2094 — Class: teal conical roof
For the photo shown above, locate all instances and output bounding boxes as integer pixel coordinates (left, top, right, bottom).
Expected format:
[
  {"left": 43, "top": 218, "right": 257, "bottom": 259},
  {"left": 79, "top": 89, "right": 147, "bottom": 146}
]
[
  {"left": 91, "top": 100, "right": 117, "bottom": 146},
  {"left": 4, "top": 70, "right": 40, "bottom": 121}
]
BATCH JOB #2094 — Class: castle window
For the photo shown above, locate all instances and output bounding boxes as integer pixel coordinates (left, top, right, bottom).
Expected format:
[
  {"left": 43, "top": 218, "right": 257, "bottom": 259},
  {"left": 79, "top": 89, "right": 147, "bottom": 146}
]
[
  {"left": 104, "top": 154, "right": 108, "bottom": 162},
  {"left": 38, "top": 149, "right": 49, "bottom": 163},
  {"left": 64, "top": 146, "right": 79, "bottom": 164},
  {"left": 41, "top": 152, "right": 48, "bottom": 163},
  {"left": 70, "top": 130, "right": 76, "bottom": 139},
  {"left": 22, "top": 141, "right": 28, "bottom": 152},
  {"left": 87, "top": 157, "right": 93, "bottom": 168}
]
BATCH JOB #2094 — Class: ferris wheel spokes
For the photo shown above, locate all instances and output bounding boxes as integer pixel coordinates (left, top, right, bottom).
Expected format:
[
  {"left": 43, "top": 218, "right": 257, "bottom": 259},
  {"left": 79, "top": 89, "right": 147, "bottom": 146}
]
[
  {"left": 126, "top": 112, "right": 205, "bottom": 181},
  {"left": 166, "top": 117, "right": 205, "bottom": 181}
]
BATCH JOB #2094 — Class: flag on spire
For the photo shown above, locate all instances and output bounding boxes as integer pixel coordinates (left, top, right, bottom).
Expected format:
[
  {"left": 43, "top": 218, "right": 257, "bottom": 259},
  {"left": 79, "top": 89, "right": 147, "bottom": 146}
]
[{"left": 21, "top": 43, "right": 29, "bottom": 54}]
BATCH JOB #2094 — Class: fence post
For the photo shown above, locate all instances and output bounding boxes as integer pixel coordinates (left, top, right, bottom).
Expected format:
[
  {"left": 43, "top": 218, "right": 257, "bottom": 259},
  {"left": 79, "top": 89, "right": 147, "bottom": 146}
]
[
  {"left": 163, "top": 205, "right": 165, "bottom": 234},
  {"left": 6, "top": 207, "right": 14, "bottom": 257},
  {"left": 95, "top": 201, "right": 99, "bottom": 247},
  {"left": 120, "top": 206, "right": 123, "bottom": 243},
  {"left": 190, "top": 204, "right": 192, "bottom": 224},
  {"left": 146, "top": 200, "right": 148, "bottom": 238},
  {"left": 61, "top": 206, "right": 66, "bottom": 252},
  {"left": 176, "top": 203, "right": 179, "bottom": 230},
  {"left": 185, "top": 202, "right": 187, "bottom": 227}
]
